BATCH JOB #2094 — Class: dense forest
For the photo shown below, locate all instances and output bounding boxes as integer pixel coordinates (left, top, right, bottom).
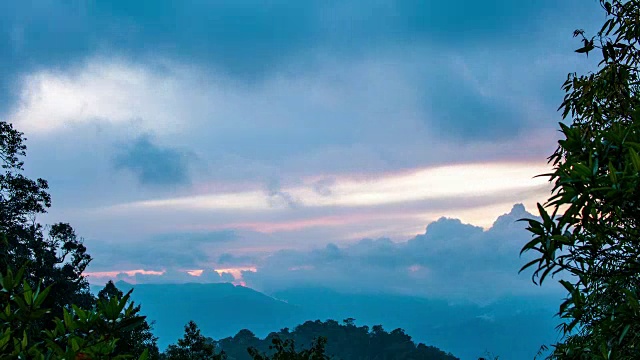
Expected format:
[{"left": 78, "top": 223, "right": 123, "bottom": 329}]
[
  {"left": 157, "top": 316, "right": 459, "bottom": 360},
  {"left": 212, "top": 319, "right": 457, "bottom": 360}
]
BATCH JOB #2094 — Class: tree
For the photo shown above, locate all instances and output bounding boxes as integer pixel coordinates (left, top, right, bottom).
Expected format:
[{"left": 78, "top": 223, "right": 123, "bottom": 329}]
[
  {"left": 164, "top": 321, "right": 226, "bottom": 360},
  {"left": 0, "top": 265, "right": 149, "bottom": 360},
  {"left": 98, "top": 281, "right": 160, "bottom": 359},
  {"left": 0, "top": 121, "right": 93, "bottom": 322},
  {"left": 247, "top": 336, "right": 329, "bottom": 360},
  {"left": 520, "top": 1, "right": 640, "bottom": 358},
  {"left": 0, "top": 120, "right": 158, "bottom": 359},
  {"left": 218, "top": 320, "right": 458, "bottom": 360}
]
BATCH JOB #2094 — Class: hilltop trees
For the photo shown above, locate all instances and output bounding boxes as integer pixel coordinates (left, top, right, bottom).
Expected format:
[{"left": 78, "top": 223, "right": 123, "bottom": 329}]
[
  {"left": 164, "top": 321, "right": 226, "bottom": 360},
  {"left": 247, "top": 336, "right": 329, "bottom": 360},
  {"left": 1, "top": 120, "right": 152, "bottom": 359},
  {"left": 521, "top": 0, "right": 640, "bottom": 358},
  {"left": 0, "top": 121, "right": 93, "bottom": 322},
  {"left": 216, "top": 319, "right": 458, "bottom": 360}
]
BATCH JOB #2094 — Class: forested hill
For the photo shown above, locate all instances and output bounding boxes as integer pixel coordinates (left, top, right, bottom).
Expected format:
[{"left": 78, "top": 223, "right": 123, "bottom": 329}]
[{"left": 215, "top": 319, "right": 459, "bottom": 360}]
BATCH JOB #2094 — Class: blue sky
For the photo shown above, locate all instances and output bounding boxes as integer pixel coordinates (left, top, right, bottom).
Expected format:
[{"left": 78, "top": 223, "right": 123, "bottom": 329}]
[{"left": 1, "top": 0, "right": 603, "bottom": 300}]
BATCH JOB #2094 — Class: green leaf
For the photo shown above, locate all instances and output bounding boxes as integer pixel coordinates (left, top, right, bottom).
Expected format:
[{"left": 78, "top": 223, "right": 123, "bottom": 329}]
[
  {"left": 559, "top": 279, "right": 575, "bottom": 293},
  {"left": 71, "top": 338, "right": 80, "bottom": 352},
  {"left": 0, "top": 329, "right": 10, "bottom": 350},
  {"left": 629, "top": 148, "right": 640, "bottom": 171},
  {"left": 519, "top": 258, "right": 541, "bottom": 274},
  {"left": 619, "top": 324, "right": 631, "bottom": 345},
  {"left": 138, "top": 348, "right": 150, "bottom": 360},
  {"left": 537, "top": 203, "right": 552, "bottom": 225},
  {"left": 608, "top": 161, "right": 618, "bottom": 183},
  {"left": 33, "top": 285, "right": 51, "bottom": 308}
]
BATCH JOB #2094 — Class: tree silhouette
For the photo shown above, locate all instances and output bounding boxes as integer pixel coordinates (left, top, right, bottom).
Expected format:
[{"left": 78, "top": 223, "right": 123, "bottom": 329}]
[
  {"left": 98, "top": 281, "right": 160, "bottom": 359},
  {"left": 165, "top": 321, "right": 226, "bottom": 360},
  {"left": 521, "top": 0, "right": 640, "bottom": 358},
  {"left": 216, "top": 319, "right": 458, "bottom": 360},
  {"left": 0, "top": 121, "right": 93, "bottom": 324}
]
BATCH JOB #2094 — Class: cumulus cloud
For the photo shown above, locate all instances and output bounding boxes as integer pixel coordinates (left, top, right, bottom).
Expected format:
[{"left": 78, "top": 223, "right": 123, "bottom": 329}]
[
  {"left": 131, "top": 269, "right": 235, "bottom": 285},
  {"left": 83, "top": 203, "right": 566, "bottom": 304},
  {"left": 243, "top": 204, "right": 561, "bottom": 303}
]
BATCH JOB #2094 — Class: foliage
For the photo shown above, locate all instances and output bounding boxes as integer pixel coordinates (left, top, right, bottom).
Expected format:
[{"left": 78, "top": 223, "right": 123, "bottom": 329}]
[
  {"left": 164, "top": 321, "right": 226, "bottom": 360},
  {"left": 216, "top": 319, "right": 458, "bottom": 360},
  {"left": 0, "top": 265, "right": 149, "bottom": 359},
  {"left": 0, "top": 121, "right": 93, "bottom": 323},
  {"left": 247, "top": 336, "right": 329, "bottom": 360},
  {"left": 98, "top": 281, "right": 161, "bottom": 359},
  {"left": 520, "top": 0, "right": 640, "bottom": 358},
  {"left": 477, "top": 353, "right": 500, "bottom": 360},
  {"left": 1, "top": 119, "right": 163, "bottom": 358}
]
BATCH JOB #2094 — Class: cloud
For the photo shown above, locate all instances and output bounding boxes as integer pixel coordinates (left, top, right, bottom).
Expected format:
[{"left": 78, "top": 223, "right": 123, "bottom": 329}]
[
  {"left": 311, "top": 177, "right": 335, "bottom": 197},
  {"left": 242, "top": 204, "right": 563, "bottom": 303},
  {"left": 265, "top": 178, "right": 300, "bottom": 209},
  {"left": 132, "top": 268, "right": 234, "bottom": 284},
  {"left": 0, "top": 0, "right": 596, "bottom": 99},
  {"left": 86, "top": 230, "right": 237, "bottom": 271},
  {"left": 83, "top": 203, "right": 568, "bottom": 304},
  {"left": 217, "top": 253, "right": 257, "bottom": 267},
  {"left": 6, "top": 59, "right": 202, "bottom": 135},
  {"left": 0, "top": 0, "right": 605, "bottom": 300},
  {"left": 114, "top": 134, "right": 194, "bottom": 186},
  {"left": 108, "top": 161, "right": 550, "bottom": 213},
  {"left": 423, "top": 64, "right": 521, "bottom": 140}
]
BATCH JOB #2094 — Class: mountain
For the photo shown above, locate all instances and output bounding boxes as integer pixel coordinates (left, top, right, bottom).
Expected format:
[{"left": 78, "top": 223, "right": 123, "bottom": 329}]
[
  {"left": 106, "top": 281, "right": 306, "bottom": 349},
  {"left": 94, "top": 282, "right": 561, "bottom": 360},
  {"left": 271, "top": 287, "right": 560, "bottom": 360}
]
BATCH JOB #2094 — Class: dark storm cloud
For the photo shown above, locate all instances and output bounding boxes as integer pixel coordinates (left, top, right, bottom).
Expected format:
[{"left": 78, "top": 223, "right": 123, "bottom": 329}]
[{"left": 0, "top": 0, "right": 593, "bottom": 112}]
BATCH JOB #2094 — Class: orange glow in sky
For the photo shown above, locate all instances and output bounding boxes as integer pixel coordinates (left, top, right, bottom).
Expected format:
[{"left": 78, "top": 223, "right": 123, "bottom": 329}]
[
  {"left": 84, "top": 269, "right": 165, "bottom": 279},
  {"left": 186, "top": 269, "right": 204, "bottom": 276},
  {"left": 214, "top": 267, "right": 257, "bottom": 280}
]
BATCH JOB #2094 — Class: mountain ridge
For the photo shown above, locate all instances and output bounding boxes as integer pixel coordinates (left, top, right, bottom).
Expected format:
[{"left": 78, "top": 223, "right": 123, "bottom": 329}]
[{"left": 91, "top": 281, "right": 559, "bottom": 360}]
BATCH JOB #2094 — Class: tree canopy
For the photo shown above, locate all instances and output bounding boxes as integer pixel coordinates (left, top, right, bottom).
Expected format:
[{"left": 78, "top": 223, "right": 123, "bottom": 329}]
[
  {"left": 215, "top": 319, "right": 458, "bottom": 360},
  {"left": 98, "top": 281, "right": 160, "bottom": 359},
  {"left": 521, "top": 0, "right": 640, "bottom": 358},
  {"left": 164, "top": 321, "right": 226, "bottom": 360},
  {"left": 0, "top": 121, "right": 93, "bottom": 322},
  {"left": 1, "top": 120, "right": 152, "bottom": 359}
]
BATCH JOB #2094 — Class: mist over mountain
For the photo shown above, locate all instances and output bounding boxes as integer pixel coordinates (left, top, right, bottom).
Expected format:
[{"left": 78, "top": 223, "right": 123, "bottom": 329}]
[
  {"left": 106, "top": 281, "right": 302, "bottom": 347},
  {"left": 97, "top": 281, "right": 562, "bottom": 359}
]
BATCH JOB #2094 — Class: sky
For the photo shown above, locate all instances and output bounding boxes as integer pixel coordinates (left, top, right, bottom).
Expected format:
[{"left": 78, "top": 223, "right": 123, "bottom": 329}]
[{"left": 1, "top": 0, "right": 604, "bottom": 302}]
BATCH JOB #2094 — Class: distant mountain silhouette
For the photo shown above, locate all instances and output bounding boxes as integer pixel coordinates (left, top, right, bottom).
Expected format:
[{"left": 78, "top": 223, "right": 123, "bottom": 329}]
[
  {"left": 104, "top": 281, "right": 304, "bottom": 349},
  {"left": 92, "top": 282, "right": 560, "bottom": 359},
  {"left": 272, "top": 287, "right": 560, "bottom": 360}
]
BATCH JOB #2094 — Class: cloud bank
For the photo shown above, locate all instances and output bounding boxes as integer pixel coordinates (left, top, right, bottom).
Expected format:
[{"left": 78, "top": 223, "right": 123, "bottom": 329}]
[{"left": 84, "top": 204, "right": 561, "bottom": 303}]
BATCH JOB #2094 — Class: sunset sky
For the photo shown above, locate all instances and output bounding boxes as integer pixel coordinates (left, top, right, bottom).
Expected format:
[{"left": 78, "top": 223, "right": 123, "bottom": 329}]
[{"left": 0, "top": 0, "right": 602, "bottom": 301}]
